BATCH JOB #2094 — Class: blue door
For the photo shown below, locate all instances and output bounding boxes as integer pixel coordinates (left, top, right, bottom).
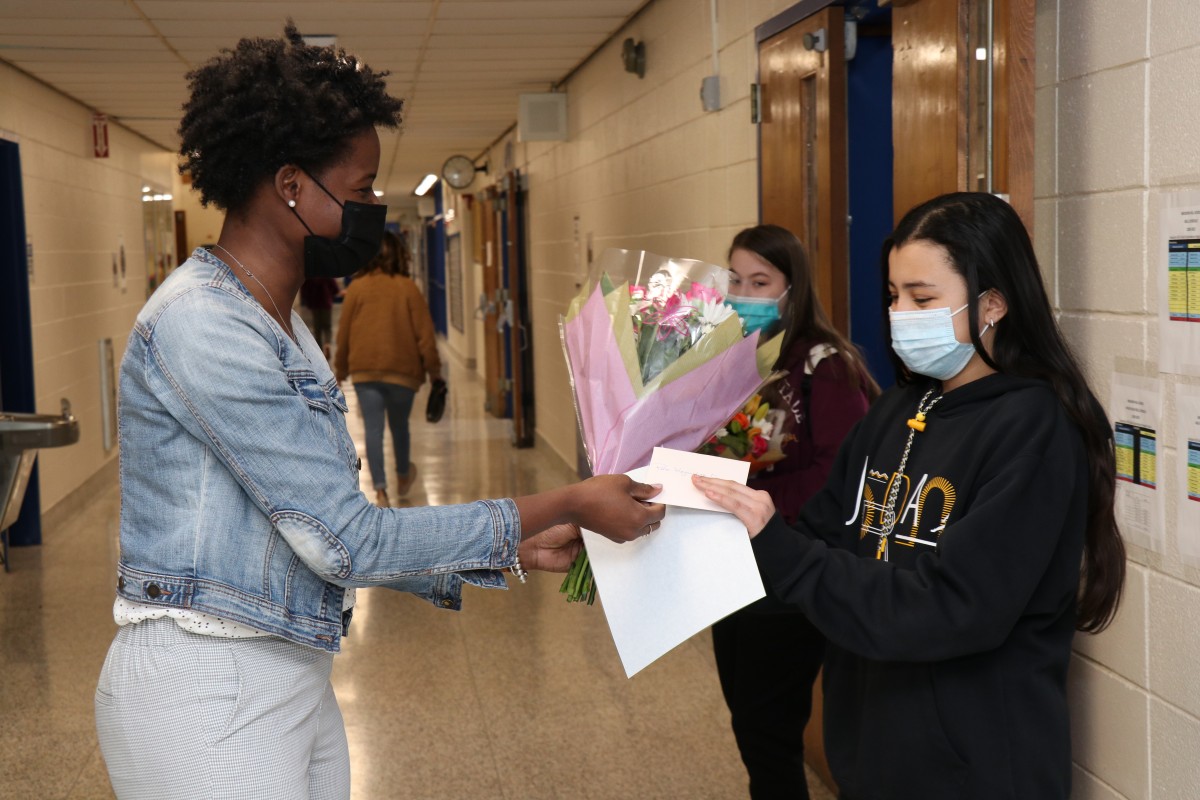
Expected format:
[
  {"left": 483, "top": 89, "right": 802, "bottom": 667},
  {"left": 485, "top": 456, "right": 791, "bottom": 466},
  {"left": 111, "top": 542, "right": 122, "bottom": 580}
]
[{"left": 0, "top": 139, "right": 42, "bottom": 546}]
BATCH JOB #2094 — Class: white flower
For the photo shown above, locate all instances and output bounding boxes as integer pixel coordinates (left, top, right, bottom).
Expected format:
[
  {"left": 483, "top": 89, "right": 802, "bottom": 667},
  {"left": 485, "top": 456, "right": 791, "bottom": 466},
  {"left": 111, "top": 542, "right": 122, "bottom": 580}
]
[
  {"left": 695, "top": 299, "right": 736, "bottom": 335},
  {"left": 757, "top": 419, "right": 774, "bottom": 438},
  {"left": 715, "top": 427, "right": 729, "bottom": 439}
]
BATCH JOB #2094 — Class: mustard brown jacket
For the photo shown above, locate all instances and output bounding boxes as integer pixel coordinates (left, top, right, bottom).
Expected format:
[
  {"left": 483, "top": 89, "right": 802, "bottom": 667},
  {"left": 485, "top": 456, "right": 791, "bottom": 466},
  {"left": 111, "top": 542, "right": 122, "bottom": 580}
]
[{"left": 334, "top": 271, "right": 441, "bottom": 389}]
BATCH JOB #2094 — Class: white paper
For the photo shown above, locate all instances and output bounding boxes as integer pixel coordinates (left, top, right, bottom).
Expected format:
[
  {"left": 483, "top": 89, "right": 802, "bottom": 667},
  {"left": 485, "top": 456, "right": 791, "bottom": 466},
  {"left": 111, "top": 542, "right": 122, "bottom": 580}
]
[
  {"left": 1159, "top": 191, "right": 1200, "bottom": 376},
  {"left": 1110, "top": 372, "right": 1165, "bottom": 553},
  {"left": 583, "top": 467, "right": 766, "bottom": 678},
  {"left": 1176, "top": 385, "right": 1200, "bottom": 565},
  {"left": 644, "top": 446, "right": 751, "bottom": 513}
]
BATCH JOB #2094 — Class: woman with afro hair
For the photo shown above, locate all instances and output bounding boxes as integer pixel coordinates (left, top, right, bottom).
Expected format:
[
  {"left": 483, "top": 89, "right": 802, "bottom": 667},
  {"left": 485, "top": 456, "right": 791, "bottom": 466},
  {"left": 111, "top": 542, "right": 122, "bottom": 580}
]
[{"left": 95, "top": 25, "right": 663, "bottom": 798}]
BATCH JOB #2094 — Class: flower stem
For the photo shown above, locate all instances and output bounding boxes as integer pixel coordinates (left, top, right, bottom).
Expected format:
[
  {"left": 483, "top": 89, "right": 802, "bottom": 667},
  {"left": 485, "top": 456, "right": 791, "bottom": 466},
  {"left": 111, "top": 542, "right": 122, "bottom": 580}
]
[{"left": 560, "top": 548, "right": 596, "bottom": 603}]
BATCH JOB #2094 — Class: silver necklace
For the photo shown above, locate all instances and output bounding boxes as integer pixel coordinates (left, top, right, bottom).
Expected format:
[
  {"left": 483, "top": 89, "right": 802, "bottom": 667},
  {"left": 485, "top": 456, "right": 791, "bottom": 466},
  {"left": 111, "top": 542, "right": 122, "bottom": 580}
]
[
  {"left": 212, "top": 244, "right": 297, "bottom": 344},
  {"left": 875, "top": 388, "right": 942, "bottom": 562}
]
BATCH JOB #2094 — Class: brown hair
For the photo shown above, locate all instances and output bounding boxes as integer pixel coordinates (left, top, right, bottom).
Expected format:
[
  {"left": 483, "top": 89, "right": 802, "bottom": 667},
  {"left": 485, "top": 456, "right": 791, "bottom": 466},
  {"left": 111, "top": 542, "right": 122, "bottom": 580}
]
[
  {"left": 365, "top": 229, "right": 403, "bottom": 277},
  {"left": 729, "top": 224, "right": 880, "bottom": 401}
]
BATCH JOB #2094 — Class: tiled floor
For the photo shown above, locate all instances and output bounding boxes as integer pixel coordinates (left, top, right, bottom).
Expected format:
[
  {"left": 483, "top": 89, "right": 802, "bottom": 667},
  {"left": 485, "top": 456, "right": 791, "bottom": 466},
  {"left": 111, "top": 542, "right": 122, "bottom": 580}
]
[{"left": 0, "top": 352, "right": 835, "bottom": 800}]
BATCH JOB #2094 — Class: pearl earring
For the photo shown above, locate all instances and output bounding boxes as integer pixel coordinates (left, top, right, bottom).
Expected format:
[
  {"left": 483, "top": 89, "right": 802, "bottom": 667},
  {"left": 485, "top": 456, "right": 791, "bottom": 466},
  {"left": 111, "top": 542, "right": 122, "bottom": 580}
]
[{"left": 288, "top": 199, "right": 296, "bottom": 208}]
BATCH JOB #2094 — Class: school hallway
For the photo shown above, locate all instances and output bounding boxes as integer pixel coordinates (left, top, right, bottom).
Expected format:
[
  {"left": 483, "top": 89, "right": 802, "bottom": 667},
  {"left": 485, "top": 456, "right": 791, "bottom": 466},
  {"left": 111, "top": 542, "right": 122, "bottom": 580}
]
[{"left": 0, "top": 351, "right": 836, "bottom": 800}]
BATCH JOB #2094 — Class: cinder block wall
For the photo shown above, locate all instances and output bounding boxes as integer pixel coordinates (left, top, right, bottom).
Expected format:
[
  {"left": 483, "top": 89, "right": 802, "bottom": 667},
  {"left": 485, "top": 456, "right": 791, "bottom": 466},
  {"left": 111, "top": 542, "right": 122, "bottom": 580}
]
[
  {"left": 1037, "top": 1, "right": 1200, "bottom": 797},
  {"left": 475, "top": 0, "right": 796, "bottom": 468},
  {"left": 0, "top": 61, "right": 174, "bottom": 511}
]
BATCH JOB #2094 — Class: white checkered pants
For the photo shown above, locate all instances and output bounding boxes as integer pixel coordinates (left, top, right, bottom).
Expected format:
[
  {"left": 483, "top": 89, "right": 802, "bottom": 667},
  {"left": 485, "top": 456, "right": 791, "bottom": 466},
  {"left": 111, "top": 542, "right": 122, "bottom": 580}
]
[{"left": 95, "top": 617, "right": 350, "bottom": 799}]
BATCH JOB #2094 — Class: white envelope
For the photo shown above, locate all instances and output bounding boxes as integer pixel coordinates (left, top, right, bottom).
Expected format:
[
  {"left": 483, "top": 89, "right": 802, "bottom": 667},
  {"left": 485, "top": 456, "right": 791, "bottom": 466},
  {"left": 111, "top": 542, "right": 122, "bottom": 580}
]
[
  {"left": 582, "top": 467, "right": 766, "bottom": 678},
  {"left": 643, "top": 446, "right": 751, "bottom": 513}
]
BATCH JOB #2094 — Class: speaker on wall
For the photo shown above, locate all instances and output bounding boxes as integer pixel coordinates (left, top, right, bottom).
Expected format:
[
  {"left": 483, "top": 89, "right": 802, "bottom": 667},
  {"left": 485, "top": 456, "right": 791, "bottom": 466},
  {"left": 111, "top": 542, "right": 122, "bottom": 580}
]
[{"left": 518, "top": 93, "right": 568, "bottom": 142}]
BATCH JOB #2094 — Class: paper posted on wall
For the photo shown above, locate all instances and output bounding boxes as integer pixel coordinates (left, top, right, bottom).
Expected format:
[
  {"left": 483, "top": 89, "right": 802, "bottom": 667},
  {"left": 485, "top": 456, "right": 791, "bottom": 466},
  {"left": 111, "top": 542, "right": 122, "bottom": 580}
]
[{"left": 1110, "top": 372, "right": 1165, "bottom": 554}]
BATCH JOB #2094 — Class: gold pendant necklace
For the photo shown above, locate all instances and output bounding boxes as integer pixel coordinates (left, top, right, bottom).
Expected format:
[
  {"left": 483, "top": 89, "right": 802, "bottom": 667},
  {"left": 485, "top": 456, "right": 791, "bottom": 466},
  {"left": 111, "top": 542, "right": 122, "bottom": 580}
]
[{"left": 875, "top": 388, "right": 942, "bottom": 561}]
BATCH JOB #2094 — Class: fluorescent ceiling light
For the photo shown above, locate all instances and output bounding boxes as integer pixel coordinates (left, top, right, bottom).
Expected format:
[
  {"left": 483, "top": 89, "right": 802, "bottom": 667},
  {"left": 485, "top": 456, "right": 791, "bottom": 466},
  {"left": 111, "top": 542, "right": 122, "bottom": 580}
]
[
  {"left": 414, "top": 174, "right": 438, "bottom": 196},
  {"left": 975, "top": 47, "right": 987, "bottom": 61},
  {"left": 302, "top": 34, "right": 337, "bottom": 48}
]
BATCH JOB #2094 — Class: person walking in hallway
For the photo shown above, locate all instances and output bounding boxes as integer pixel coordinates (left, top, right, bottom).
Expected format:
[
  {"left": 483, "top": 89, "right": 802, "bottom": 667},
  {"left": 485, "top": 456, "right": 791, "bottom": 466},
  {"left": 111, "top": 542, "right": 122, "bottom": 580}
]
[
  {"left": 697, "top": 193, "right": 1126, "bottom": 800},
  {"left": 335, "top": 229, "right": 438, "bottom": 505},
  {"left": 300, "top": 275, "right": 340, "bottom": 358},
  {"left": 95, "top": 25, "right": 664, "bottom": 800}
]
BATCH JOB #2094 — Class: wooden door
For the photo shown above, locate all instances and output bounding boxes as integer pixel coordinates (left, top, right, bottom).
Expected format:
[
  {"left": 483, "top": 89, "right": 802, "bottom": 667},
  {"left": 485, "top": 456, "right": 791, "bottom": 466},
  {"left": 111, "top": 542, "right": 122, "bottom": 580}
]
[
  {"left": 480, "top": 191, "right": 506, "bottom": 417},
  {"left": 504, "top": 172, "right": 535, "bottom": 447},
  {"left": 758, "top": 8, "right": 850, "bottom": 789},
  {"left": 759, "top": 6, "right": 849, "bottom": 333},
  {"left": 891, "top": 0, "right": 964, "bottom": 223},
  {"left": 891, "top": 0, "right": 1034, "bottom": 227}
]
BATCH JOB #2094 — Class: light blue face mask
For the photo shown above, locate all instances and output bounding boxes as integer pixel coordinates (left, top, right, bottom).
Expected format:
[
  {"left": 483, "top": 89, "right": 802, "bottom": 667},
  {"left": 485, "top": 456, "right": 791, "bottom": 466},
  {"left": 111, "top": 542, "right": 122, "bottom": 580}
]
[
  {"left": 889, "top": 297, "right": 992, "bottom": 381},
  {"left": 729, "top": 289, "right": 788, "bottom": 334}
]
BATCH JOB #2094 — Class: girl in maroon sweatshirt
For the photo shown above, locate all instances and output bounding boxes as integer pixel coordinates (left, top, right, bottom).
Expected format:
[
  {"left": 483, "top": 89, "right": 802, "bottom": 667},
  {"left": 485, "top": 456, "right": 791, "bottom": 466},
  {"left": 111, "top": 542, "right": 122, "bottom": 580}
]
[{"left": 714, "top": 225, "right": 879, "bottom": 800}]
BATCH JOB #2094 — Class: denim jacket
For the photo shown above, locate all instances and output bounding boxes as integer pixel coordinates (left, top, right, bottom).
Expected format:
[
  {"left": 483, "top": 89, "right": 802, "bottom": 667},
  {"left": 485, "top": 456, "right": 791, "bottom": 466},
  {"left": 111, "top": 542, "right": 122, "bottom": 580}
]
[{"left": 116, "top": 249, "right": 520, "bottom": 652}]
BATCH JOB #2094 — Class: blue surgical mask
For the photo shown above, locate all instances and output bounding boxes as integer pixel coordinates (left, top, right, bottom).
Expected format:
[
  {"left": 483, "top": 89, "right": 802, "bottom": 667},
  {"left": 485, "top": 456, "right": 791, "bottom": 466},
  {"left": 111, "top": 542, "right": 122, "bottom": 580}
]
[
  {"left": 729, "top": 289, "right": 788, "bottom": 334},
  {"left": 889, "top": 297, "right": 992, "bottom": 380}
]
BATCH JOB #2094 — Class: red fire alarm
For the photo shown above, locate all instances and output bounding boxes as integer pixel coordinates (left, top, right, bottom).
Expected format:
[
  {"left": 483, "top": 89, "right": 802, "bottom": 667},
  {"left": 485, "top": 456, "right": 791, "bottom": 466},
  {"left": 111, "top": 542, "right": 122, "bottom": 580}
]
[{"left": 92, "top": 113, "right": 109, "bottom": 158}]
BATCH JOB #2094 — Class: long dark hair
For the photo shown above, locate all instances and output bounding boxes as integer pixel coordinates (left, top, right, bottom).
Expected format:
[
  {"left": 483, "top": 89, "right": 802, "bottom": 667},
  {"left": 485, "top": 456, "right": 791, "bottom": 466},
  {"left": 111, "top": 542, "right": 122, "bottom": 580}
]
[
  {"left": 884, "top": 192, "right": 1124, "bottom": 633},
  {"left": 730, "top": 224, "right": 879, "bottom": 400}
]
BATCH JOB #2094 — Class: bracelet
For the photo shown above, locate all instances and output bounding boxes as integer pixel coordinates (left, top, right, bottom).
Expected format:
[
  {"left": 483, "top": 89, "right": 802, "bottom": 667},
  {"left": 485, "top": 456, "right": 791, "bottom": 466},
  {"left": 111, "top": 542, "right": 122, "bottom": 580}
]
[{"left": 509, "top": 553, "right": 528, "bottom": 584}]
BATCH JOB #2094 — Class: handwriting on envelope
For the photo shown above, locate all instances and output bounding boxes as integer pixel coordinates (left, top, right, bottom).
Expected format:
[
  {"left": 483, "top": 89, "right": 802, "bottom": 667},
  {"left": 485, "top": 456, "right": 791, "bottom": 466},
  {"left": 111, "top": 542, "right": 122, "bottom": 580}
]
[{"left": 643, "top": 447, "right": 750, "bottom": 513}]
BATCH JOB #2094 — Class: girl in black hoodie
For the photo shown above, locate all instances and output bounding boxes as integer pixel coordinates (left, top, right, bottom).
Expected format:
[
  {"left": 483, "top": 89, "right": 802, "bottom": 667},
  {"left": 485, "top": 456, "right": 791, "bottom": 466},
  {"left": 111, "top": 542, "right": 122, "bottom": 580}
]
[{"left": 696, "top": 193, "right": 1126, "bottom": 800}]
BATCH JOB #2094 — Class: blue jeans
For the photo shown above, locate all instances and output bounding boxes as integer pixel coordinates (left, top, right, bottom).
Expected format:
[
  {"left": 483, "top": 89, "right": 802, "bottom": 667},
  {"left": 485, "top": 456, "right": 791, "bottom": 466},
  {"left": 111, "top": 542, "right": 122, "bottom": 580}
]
[{"left": 354, "top": 382, "right": 415, "bottom": 490}]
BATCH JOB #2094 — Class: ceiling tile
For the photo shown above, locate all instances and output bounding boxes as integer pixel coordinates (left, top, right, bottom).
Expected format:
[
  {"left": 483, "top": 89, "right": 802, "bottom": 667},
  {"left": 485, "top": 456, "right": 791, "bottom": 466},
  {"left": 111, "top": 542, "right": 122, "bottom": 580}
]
[{"left": 0, "top": 0, "right": 645, "bottom": 195}]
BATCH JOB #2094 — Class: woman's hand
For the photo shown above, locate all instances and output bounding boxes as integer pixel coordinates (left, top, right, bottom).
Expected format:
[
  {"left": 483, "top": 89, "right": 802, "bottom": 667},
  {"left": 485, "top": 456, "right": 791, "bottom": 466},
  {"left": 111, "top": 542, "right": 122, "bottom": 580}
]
[
  {"left": 571, "top": 475, "right": 665, "bottom": 542},
  {"left": 513, "top": 476, "right": 664, "bottom": 550},
  {"left": 692, "top": 476, "right": 775, "bottom": 538},
  {"left": 518, "top": 523, "right": 582, "bottom": 573}
]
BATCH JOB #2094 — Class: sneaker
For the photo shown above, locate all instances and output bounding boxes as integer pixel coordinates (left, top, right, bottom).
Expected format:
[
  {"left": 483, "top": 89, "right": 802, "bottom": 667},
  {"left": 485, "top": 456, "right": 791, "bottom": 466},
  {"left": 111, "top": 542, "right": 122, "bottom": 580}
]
[{"left": 397, "top": 463, "right": 419, "bottom": 497}]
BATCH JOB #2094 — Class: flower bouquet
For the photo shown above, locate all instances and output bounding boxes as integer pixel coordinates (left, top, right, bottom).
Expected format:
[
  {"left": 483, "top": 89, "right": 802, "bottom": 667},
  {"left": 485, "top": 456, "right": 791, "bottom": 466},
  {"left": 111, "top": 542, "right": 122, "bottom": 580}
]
[
  {"left": 558, "top": 248, "right": 782, "bottom": 603},
  {"left": 697, "top": 392, "right": 794, "bottom": 474}
]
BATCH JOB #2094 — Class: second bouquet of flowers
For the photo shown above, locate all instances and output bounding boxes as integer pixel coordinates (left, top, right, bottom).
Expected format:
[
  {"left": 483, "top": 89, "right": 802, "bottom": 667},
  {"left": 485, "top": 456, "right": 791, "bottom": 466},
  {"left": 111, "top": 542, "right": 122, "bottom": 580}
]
[{"left": 559, "top": 248, "right": 782, "bottom": 602}]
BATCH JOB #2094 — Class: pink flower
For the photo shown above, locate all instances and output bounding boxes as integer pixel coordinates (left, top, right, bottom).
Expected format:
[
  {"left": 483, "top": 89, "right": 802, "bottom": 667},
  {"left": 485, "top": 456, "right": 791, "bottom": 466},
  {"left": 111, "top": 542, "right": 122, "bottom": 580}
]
[{"left": 686, "top": 283, "right": 724, "bottom": 305}]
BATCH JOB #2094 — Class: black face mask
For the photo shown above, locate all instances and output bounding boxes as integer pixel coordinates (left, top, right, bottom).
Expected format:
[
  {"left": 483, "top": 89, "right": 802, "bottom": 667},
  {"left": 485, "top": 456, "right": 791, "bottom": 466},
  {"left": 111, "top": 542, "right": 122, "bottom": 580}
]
[{"left": 289, "top": 172, "right": 387, "bottom": 279}]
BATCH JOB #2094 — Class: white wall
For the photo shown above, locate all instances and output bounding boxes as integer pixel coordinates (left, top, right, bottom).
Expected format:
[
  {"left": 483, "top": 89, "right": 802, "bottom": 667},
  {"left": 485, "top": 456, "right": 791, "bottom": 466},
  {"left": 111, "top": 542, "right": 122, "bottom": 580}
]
[
  {"left": 469, "top": 0, "right": 797, "bottom": 467},
  {"left": 1036, "top": 1, "right": 1200, "bottom": 797},
  {"left": 0, "top": 61, "right": 175, "bottom": 512}
]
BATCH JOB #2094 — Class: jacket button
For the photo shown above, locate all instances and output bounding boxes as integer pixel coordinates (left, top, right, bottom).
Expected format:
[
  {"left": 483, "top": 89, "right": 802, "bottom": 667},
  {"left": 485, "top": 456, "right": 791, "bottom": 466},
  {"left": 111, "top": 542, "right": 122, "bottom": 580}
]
[
  {"left": 117, "top": 576, "right": 125, "bottom": 590},
  {"left": 146, "top": 583, "right": 162, "bottom": 599},
  {"left": 356, "top": 458, "right": 362, "bottom": 471},
  {"left": 440, "top": 599, "right": 453, "bottom": 608}
]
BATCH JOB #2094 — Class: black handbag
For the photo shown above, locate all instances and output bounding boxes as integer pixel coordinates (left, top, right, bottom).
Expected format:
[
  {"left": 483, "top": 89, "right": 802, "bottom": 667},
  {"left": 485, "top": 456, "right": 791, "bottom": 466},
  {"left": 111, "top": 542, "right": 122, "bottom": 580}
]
[{"left": 425, "top": 379, "right": 448, "bottom": 423}]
